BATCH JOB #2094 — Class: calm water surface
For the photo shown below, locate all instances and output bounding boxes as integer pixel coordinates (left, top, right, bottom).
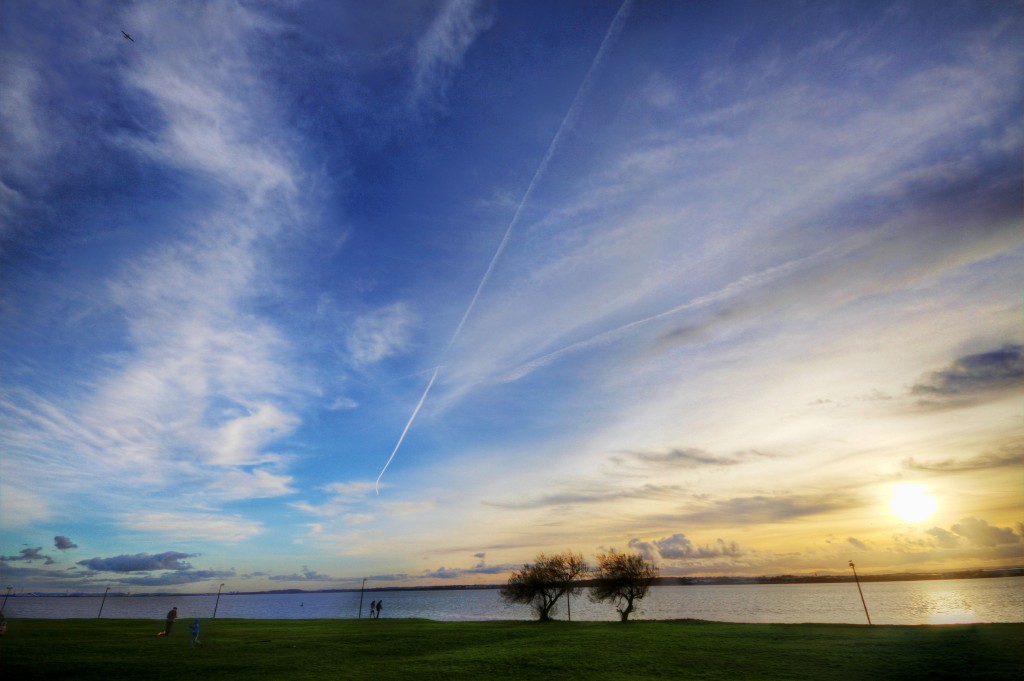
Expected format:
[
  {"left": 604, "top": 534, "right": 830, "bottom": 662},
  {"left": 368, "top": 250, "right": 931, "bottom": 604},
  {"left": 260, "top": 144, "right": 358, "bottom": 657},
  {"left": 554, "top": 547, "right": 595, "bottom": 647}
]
[{"left": 4, "top": 577, "right": 1021, "bottom": 625}]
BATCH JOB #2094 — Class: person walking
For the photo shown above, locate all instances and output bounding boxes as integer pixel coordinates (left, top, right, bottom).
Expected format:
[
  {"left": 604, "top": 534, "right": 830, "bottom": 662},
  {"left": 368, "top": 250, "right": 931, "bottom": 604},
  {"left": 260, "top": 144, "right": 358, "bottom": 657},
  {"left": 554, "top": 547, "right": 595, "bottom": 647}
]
[
  {"left": 190, "top": 618, "right": 203, "bottom": 648},
  {"left": 164, "top": 607, "right": 178, "bottom": 635},
  {"left": 369, "top": 599, "right": 376, "bottom": 619},
  {"left": 375, "top": 600, "right": 382, "bottom": 619}
]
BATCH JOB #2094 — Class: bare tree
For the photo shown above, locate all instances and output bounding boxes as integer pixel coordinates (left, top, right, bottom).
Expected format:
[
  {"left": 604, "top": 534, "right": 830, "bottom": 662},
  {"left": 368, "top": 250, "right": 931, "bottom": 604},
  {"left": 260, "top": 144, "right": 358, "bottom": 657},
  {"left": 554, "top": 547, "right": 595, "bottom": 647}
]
[
  {"left": 589, "top": 550, "right": 658, "bottom": 622},
  {"left": 500, "top": 551, "right": 588, "bottom": 622}
]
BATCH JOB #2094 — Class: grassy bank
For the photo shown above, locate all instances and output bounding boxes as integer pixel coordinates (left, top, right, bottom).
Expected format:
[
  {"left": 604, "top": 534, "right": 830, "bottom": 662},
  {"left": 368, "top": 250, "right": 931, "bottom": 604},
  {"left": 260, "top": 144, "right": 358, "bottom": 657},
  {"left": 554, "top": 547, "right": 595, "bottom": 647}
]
[{"left": 2, "top": 618, "right": 1021, "bottom": 680}]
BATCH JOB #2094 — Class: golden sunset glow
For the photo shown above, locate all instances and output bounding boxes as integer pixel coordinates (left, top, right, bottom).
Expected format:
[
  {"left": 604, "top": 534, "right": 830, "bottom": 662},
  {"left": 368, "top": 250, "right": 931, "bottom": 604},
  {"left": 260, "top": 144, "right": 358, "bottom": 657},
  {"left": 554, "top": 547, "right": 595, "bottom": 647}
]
[{"left": 890, "top": 484, "right": 938, "bottom": 523}]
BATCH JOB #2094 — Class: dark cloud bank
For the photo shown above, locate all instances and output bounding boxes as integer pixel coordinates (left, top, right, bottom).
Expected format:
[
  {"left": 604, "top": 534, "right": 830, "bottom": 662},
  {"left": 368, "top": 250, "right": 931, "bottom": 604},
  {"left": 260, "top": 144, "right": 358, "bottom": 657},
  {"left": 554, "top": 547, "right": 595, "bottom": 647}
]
[
  {"left": 3, "top": 546, "right": 55, "bottom": 564},
  {"left": 911, "top": 344, "right": 1022, "bottom": 407},
  {"left": 73, "top": 551, "right": 234, "bottom": 586},
  {"left": 54, "top": 535, "right": 78, "bottom": 550}
]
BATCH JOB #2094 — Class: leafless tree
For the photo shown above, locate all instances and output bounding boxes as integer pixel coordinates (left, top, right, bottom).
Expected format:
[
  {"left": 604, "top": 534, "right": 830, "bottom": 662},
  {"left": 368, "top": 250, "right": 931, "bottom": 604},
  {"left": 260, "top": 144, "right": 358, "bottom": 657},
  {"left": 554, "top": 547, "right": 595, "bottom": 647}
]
[
  {"left": 500, "top": 551, "right": 588, "bottom": 622},
  {"left": 589, "top": 550, "right": 658, "bottom": 621}
]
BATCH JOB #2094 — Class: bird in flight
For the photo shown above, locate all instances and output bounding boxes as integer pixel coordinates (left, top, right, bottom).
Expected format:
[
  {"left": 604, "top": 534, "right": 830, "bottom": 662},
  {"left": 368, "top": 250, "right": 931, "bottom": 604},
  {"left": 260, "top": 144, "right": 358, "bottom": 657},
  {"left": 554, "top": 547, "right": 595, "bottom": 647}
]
[{"left": 121, "top": 30, "right": 135, "bottom": 42}]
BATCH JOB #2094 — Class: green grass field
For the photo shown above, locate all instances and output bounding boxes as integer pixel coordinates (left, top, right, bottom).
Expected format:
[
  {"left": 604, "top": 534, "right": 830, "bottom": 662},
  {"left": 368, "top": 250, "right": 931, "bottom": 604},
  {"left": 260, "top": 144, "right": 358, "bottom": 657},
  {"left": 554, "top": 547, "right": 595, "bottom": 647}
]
[{"left": 2, "top": 618, "right": 1021, "bottom": 680}]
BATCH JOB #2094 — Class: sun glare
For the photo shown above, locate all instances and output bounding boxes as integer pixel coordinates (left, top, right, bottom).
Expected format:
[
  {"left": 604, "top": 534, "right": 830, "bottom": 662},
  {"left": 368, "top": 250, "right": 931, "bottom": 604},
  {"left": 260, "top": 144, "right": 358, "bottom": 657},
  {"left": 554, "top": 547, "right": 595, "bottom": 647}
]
[{"left": 890, "top": 484, "right": 938, "bottom": 523}]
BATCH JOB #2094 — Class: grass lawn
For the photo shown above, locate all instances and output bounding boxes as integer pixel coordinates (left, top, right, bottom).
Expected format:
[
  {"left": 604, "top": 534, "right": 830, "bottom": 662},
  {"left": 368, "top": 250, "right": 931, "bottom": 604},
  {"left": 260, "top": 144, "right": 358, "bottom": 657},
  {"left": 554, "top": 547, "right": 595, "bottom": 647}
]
[{"left": 2, "top": 618, "right": 1021, "bottom": 680}]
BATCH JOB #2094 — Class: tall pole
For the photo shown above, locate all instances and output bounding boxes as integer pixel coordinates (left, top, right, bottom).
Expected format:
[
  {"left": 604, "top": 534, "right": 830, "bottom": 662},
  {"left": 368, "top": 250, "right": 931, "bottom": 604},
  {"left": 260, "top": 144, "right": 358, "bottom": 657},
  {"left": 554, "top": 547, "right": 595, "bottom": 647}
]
[
  {"left": 97, "top": 587, "right": 110, "bottom": 619},
  {"left": 358, "top": 578, "right": 366, "bottom": 619},
  {"left": 213, "top": 583, "right": 225, "bottom": 619},
  {"left": 849, "top": 561, "right": 871, "bottom": 625},
  {"left": 2, "top": 586, "right": 11, "bottom": 611}
]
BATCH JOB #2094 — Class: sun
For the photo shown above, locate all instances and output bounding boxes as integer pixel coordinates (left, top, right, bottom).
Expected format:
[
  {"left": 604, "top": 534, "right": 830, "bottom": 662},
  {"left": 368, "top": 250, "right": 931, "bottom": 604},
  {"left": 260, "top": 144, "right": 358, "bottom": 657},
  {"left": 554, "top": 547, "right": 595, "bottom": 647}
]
[{"left": 890, "top": 483, "right": 938, "bottom": 523}]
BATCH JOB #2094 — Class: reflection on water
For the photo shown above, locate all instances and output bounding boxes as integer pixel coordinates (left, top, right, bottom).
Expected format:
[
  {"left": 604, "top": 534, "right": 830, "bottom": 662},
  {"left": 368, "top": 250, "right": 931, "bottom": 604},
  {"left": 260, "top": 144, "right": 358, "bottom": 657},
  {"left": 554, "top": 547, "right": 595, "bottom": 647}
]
[
  {"left": 908, "top": 587, "right": 979, "bottom": 625},
  {"left": 909, "top": 588, "right": 970, "bottom": 622},
  {"left": 3, "top": 576, "right": 1022, "bottom": 625},
  {"left": 930, "top": 609, "right": 977, "bottom": 624}
]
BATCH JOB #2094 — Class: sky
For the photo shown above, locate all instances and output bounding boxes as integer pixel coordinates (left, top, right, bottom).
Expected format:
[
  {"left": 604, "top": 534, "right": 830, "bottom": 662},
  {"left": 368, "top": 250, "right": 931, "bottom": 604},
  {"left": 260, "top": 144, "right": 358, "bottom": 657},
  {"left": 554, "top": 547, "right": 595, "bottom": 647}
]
[{"left": 1, "top": 0, "right": 1021, "bottom": 593}]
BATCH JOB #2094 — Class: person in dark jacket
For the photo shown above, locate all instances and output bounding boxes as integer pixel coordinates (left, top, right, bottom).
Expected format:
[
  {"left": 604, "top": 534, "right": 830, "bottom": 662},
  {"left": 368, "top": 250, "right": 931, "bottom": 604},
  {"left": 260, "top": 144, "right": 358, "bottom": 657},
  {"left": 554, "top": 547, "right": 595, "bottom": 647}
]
[{"left": 164, "top": 607, "right": 178, "bottom": 635}]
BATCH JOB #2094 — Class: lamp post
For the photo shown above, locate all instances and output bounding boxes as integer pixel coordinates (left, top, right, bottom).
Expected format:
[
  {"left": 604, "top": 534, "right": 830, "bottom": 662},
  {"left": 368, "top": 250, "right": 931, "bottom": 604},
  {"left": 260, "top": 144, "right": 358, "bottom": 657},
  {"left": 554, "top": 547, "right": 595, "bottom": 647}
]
[
  {"left": 213, "top": 583, "right": 225, "bottom": 619},
  {"left": 97, "top": 587, "right": 110, "bottom": 619},
  {"left": 358, "top": 578, "right": 367, "bottom": 619},
  {"left": 849, "top": 560, "right": 871, "bottom": 625},
  {"left": 2, "top": 586, "right": 12, "bottom": 610}
]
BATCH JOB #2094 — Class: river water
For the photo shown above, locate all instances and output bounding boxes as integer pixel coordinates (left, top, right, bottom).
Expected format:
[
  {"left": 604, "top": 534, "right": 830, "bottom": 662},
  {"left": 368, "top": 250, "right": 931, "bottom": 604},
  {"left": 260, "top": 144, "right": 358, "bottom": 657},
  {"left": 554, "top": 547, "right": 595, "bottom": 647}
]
[{"left": 3, "top": 577, "right": 1021, "bottom": 625}]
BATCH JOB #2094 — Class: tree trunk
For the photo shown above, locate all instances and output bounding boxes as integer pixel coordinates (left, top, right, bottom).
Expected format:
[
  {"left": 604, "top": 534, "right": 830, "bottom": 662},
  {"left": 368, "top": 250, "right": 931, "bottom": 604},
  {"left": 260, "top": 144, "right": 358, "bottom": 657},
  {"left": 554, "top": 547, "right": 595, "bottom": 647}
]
[
  {"left": 619, "top": 598, "right": 634, "bottom": 622},
  {"left": 538, "top": 597, "right": 554, "bottom": 622}
]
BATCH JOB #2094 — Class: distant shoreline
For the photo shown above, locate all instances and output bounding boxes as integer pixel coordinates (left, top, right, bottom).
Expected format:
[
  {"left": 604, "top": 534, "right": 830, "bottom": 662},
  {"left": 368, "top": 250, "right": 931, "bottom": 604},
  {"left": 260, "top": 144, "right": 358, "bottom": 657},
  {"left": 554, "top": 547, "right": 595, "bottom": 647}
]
[{"left": 11, "top": 566, "right": 1022, "bottom": 598}]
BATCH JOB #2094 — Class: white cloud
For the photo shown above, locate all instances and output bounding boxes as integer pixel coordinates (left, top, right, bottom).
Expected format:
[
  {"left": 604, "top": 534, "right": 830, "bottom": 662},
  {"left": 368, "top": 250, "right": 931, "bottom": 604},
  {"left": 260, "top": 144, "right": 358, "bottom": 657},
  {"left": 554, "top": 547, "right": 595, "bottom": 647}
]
[
  {"left": 205, "top": 468, "right": 296, "bottom": 501},
  {"left": 380, "top": 500, "right": 437, "bottom": 517},
  {"left": 428, "top": 18, "right": 1023, "bottom": 422},
  {"left": 0, "top": 57, "right": 48, "bottom": 183},
  {"left": 289, "top": 481, "right": 378, "bottom": 518},
  {"left": 345, "top": 302, "right": 416, "bottom": 366},
  {"left": 322, "top": 481, "right": 378, "bottom": 499},
  {"left": 0, "top": 0, "right": 314, "bottom": 535},
  {"left": 0, "top": 484, "right": 51, "bottom": 529},
  {"left": 328, "top": 397, "right": 359, "bottom": 410},
  {"left": 951, "top": 517, "right": 1019, "bottom": 547},
  {"left": 118, "top": 511, "right": 263, "bottom": 544},
  {"left": 410, "top": 0, "right": 493, "bottom": 109},
  {"left": 210, "top": 404, "right": 299, "bottom": 466},
  {"left": 125, "top": 0, "right": 298, "bottom": 199}
]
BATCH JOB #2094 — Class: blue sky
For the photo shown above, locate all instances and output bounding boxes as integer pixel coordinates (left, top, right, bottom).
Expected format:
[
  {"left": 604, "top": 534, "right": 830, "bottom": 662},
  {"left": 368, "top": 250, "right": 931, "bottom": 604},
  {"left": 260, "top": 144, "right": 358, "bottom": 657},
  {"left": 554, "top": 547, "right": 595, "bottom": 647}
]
[{"left": 1, "top": 0, "right": 1021, "bottom": 592}]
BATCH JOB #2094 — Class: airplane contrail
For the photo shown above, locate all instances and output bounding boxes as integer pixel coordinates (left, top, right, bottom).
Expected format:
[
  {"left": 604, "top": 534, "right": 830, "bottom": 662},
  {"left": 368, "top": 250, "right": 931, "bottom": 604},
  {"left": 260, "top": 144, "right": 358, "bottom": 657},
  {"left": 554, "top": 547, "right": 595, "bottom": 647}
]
[
  {"left": 375, "top": 365, "right": 440, "bottom": 494},
  {"left": 377, "top": 0, "right": 634, "bottom": 493},
  {"left": 447, "top": 0, "right": 634, "bottom": 350}
]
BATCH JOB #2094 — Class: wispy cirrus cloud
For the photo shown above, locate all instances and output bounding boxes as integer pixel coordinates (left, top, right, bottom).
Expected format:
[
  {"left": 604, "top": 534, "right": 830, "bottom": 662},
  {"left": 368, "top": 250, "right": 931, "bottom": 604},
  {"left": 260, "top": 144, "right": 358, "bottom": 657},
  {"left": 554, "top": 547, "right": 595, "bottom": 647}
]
[
  {"left": 675, "top": 493, "right": 861, "bottom": 526},
  {"left": 0, "top": 0, "right": 313, "bottom": 543},
  {"left": 410, "top": 0, "right": 494, "bottom": 111},
  {"left": 904, "top": 446, "right": 1023, "bottom": 473},
  {"left": 290, "top": 480, "right": 379, "bottom": 518},
  {"left": 612, "top": 447, "right": 770, "bottom": 469},
  {"left": 0, "top": 483, "right": 50, "bottom": 528},
  {"left": 2, "top": 1, "right": 1022, "bottom": 590},
  {"left": 0, "top": 58, "right": 48, "bottom": 215},
  {"left": 345, "top": 302, "right": 417, "bottom": 367},
  {"left": 483, "top": 483, "right": 684, "bottom": 510},
  {"left": 432, "top": 16, "right": 1022, "bottom": 413},
  {"left": 209, "top": 404, "right": 300, "bottom": 467},
  {"left": 117, "top": 512, "right": 263, "bottom": 544}
]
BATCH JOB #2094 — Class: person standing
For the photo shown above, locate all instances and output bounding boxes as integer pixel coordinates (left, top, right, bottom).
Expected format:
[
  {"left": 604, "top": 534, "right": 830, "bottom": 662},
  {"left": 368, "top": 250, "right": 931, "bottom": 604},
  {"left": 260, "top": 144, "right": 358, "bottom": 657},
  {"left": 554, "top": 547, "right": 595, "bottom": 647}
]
[
  {"left": 164, "top": 607, "right": 178, "bottom": 635},
  {"left": 369, "top": 599, "right": 376, "bottom": 619},
  {"left": 375, "top": 600, "right": 382, "bottom": 619}
]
